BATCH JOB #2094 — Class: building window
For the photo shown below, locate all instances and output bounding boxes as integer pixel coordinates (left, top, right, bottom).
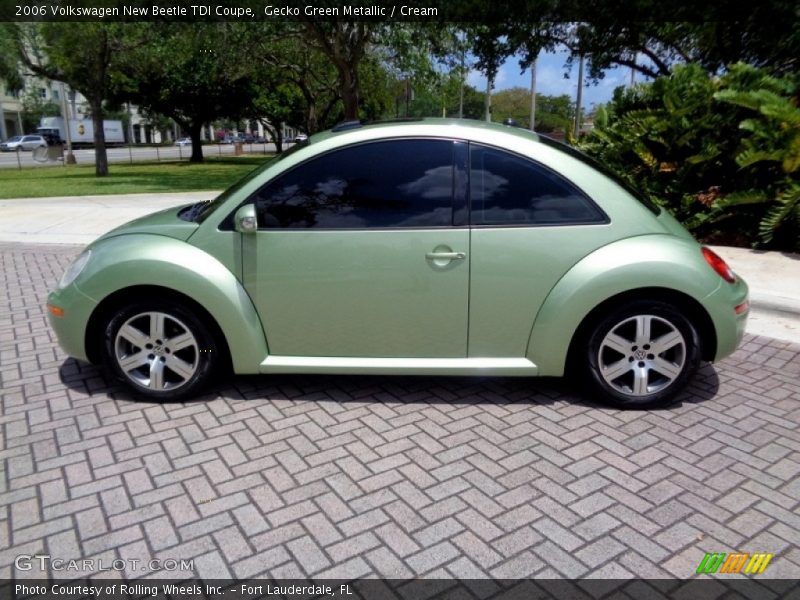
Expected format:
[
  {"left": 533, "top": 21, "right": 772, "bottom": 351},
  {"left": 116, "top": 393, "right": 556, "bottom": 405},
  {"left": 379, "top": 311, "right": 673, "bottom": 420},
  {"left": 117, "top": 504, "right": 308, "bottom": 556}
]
[
  {"left": 39, "top": 88, "right": 47, "bottom": 99},
  {"left": 52, "top": 89, "right": 60, "bottom": 101}
]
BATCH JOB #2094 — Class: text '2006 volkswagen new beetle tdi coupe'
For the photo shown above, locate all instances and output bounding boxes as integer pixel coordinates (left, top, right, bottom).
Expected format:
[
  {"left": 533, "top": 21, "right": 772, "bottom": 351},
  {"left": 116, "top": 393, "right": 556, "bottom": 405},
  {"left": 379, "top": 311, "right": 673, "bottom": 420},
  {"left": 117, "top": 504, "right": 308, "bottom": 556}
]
[{"left": 47, "top": 119, "right": 749, "bottom": 408}]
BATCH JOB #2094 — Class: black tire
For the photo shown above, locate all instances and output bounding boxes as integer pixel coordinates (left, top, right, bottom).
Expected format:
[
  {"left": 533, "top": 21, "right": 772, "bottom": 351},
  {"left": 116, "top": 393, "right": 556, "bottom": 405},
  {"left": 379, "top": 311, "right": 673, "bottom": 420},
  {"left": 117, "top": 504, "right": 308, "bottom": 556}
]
[
  {"left": 103, "top": 300, "right": 219, "bottom": 401},
  {"left": 580, "top": 300, "right": 701, "bottom": 409}
]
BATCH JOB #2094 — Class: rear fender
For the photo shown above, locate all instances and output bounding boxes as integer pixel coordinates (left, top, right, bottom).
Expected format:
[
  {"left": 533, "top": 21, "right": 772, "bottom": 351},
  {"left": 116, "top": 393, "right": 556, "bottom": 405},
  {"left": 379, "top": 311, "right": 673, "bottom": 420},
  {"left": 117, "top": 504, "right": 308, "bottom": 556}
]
[{"left": 527, "top": 235, "right": 721, "bottom": 376}]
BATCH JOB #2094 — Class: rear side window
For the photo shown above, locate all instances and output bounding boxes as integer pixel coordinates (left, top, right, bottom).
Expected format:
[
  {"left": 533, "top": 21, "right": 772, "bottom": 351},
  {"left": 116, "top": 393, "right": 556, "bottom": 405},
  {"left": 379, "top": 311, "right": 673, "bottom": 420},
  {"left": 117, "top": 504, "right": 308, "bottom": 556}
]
[
  {"left": 469, "top": 144, "right": 606, "bottom": 226},
  {"left": 253, "top": 139, "right": 454, "bottom": 229}
]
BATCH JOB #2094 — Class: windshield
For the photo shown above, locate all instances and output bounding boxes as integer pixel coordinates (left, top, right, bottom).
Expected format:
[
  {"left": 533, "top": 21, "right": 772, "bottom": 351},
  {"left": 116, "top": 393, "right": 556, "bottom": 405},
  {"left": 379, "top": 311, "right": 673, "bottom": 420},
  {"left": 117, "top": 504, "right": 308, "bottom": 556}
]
[{"left": 196, "top": 141, "right": 308, "bottom": 223}]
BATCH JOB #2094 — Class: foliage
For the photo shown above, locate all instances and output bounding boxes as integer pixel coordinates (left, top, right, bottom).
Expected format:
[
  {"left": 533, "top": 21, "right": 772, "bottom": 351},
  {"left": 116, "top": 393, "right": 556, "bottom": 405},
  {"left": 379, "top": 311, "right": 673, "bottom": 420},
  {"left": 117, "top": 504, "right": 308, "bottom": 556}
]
[
  {"left": 20, "top": 89, "right": 60, "bottom": 133},
  {"left": 0, "top": 25, "right": 24, "bottom": 93},
  {"left": 115, "top": 23, "right": 258, "bottom": 162},
  {"left": 468, "top": 1, "right": 799, "bottom": 85},
  {"left": 580, "top": 63, "right": 800, "bottom": 251},
  {"left": 490, "top": 88, "right": 573, "bottom": 132},
  {"left": 714, "top": 65, "right": 800, "bottom": 248}
]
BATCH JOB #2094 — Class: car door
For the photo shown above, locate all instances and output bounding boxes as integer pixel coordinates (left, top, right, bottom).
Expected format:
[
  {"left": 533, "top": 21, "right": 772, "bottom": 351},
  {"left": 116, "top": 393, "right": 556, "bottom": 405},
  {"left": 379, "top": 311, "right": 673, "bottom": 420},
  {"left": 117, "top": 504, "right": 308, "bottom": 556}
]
[
  {"left": 467, "top": 143, "right": 612, "bottom": 358},
  {"left": 241, "top": 138, "right": 470, "bottom": 358}
]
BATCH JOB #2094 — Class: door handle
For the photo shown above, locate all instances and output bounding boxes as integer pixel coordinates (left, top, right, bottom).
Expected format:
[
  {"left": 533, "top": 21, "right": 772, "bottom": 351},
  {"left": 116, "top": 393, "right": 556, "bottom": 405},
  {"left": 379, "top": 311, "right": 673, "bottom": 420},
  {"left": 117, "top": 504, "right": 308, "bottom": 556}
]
[{"left": 426, "top": 251, "right": 466, "bottom": 260}]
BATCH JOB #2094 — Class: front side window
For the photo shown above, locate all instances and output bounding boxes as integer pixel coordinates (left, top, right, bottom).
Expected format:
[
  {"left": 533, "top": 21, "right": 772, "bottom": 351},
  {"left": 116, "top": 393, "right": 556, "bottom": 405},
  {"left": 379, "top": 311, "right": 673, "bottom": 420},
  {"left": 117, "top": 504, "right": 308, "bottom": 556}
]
[
  {"left": 253, "top": 139, "right": 455, "bottom": 229},
  {"left": 470, "top": 144, "right": 606, "bottom": 226}
]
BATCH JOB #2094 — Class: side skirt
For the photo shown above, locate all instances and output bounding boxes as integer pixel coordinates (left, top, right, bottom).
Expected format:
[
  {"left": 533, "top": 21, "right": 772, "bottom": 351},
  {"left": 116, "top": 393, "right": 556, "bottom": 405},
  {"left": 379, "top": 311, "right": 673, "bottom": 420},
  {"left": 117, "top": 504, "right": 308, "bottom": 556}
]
[{"left": 259, "top": 356, "right": 538, "bottom": 377}]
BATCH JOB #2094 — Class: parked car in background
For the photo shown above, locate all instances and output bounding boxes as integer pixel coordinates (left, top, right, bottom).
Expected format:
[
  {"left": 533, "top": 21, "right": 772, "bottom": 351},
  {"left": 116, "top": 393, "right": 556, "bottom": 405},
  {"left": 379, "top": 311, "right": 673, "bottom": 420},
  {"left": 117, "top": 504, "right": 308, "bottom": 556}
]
[
  {"left": 2, "top": 135, "right": 47, "bottom": 151},
  {"left": 47, "top": 119, "right": 748, "bottom": 408},
  {"left": 175, "top": 138, "right": 192, "bottom": 147},
  {"left": 0, "top": 135, "right": 24, "bottom": 151},
  {"left": 294, "top": 133, "right": 308, "bottom": 143}
]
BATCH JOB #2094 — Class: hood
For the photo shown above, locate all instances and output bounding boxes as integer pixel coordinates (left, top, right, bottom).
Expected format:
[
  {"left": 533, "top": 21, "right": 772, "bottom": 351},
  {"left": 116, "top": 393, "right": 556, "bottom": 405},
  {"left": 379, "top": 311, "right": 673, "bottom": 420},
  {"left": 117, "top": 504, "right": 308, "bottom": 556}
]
[{"left": 95, "top": 204, "right": 199, "bottom": 243}]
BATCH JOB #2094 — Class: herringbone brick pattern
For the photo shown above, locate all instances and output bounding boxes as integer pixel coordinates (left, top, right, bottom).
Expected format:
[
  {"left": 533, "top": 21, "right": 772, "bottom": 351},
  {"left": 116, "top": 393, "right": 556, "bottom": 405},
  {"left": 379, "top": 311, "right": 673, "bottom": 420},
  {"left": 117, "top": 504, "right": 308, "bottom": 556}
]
[{"left": 2, "top": 243, "right": 799, "bottom": 579}]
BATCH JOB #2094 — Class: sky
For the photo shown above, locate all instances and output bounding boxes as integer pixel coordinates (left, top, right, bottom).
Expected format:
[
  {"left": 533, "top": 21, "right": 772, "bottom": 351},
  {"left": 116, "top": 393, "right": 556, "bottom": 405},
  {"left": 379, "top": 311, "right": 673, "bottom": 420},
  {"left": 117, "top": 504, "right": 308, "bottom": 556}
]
[{"left": 466, "top": 45, "right": 637, "bottom": 109}]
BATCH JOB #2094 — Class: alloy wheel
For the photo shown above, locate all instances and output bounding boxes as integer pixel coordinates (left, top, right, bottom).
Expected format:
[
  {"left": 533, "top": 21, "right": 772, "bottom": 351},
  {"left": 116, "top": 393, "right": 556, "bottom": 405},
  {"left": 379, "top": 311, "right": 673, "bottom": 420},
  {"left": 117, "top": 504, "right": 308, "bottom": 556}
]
[
  {"left": 113, "top": 311, "right": 199, "bottom": 391},
  {"left": 597, "top": 314, "right": 686, "bottom": 397}
]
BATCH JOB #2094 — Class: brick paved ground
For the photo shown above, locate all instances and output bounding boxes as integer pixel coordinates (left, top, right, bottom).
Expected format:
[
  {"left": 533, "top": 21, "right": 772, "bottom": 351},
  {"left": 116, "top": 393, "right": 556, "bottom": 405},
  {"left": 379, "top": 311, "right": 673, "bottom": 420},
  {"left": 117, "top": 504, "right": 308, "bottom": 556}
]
[{"left": 1, "top": 242, "right": 799, "bottom": 580}]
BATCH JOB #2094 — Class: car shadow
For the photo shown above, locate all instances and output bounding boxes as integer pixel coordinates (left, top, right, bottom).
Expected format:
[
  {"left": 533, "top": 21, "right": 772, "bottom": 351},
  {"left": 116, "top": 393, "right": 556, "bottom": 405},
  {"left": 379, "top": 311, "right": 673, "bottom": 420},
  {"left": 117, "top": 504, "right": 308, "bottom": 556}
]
[{"left": 58, "top": 358, "right": 720, "bottom": 412}]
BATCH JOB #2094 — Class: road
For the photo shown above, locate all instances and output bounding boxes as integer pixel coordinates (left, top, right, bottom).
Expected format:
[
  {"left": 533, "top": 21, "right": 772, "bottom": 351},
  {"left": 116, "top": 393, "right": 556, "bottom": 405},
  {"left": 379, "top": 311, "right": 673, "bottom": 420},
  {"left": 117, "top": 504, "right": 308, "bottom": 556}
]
[{"left": 0, "top": 142, "right": 285, "bottom": 168}]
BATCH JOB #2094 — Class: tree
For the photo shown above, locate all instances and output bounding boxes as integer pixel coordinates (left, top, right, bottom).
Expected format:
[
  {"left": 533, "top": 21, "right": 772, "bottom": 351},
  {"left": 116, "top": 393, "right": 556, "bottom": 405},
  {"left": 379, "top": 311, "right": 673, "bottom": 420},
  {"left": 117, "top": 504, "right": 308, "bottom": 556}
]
[
  {"left": 9, "top": 23, "right": 131, "bottom": 176},
  {"left": 0, "top": 25, "right": 24, "bottom": 93},
  {"left": 490, "top": 88, "right": 573, "bottom": 132},
  {"left": 248, "top": 26, "right": 340, "bottom": 136},
  {"left": 20, "top": 89, "right": 60, "bottom": 133},
  {"left": 302, "top": 21, "right": 375, "bottom": 121},
  {"left": 469, "top": 1, "right": 800, "bottom": 85},
  {"left": 116, "top": 23, "right": 258, "bottom": 162}
]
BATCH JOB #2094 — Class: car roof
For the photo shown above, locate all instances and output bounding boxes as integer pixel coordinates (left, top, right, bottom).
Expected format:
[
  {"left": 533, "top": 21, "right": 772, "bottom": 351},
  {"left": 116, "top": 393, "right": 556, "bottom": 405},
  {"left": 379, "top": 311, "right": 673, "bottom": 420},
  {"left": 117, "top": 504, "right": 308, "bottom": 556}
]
[{"left": 308, "top": 118, "right": 543, "bottom": 146}]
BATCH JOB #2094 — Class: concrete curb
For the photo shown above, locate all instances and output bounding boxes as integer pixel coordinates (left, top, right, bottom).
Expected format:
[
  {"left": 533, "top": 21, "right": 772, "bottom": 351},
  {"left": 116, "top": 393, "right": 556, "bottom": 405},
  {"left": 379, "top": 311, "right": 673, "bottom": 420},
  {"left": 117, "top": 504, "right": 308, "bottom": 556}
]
[{"left": 749, "top": 292, "right": 800, "bottom": 316}]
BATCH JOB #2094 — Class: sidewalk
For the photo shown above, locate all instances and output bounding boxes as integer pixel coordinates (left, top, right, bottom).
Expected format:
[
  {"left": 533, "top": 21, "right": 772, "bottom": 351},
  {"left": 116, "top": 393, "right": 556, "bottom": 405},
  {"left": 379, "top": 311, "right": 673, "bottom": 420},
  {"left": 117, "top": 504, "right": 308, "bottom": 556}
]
[
  {"left": 0, "top": 191, "right": 216, "bottom": 245},
  {"left": 1, "top": 192, "right": 798, "bottom": 342},
  {"left": 708, "top": 246, "right": 800, "bottom": 343}
]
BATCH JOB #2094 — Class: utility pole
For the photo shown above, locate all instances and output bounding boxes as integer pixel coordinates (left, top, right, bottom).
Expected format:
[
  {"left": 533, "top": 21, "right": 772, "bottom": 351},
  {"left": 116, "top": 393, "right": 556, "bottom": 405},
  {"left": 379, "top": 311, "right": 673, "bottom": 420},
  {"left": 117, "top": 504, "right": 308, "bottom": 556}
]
[
  {"left": 484, "top": 75, "right": 492, "bottom": 122},
  {"left": 529, "top": 58, "right": 537, "bottom": 131},
  {"left": 60, "top": 82, "right": 75, "bottom": 164},
  {"left": 574, "top": 54, "right": 584, "bottom": 139},
  {"left": 0, "top": 96, "right": 7, "bottom": 140},
  {"left": 458, "top": 47, "right": 465, "bottom": 119}
]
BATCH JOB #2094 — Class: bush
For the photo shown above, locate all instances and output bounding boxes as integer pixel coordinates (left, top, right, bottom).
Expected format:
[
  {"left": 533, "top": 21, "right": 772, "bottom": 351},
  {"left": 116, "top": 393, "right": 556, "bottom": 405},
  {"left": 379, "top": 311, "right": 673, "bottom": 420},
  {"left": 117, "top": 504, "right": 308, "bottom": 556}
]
[{"left": 580, "top": 63, "right": 799, "bottom": 251}]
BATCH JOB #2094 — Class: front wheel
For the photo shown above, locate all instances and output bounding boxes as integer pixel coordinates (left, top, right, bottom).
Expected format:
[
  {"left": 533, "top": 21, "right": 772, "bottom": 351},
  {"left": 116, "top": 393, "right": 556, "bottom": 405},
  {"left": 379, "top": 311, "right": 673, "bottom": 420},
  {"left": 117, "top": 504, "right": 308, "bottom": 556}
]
[
  {"left": 582, "top": 300, "right": 701, "bottom": 409},
  {"left": 103, "top": 301, "right": 220, "bottom": 401}
]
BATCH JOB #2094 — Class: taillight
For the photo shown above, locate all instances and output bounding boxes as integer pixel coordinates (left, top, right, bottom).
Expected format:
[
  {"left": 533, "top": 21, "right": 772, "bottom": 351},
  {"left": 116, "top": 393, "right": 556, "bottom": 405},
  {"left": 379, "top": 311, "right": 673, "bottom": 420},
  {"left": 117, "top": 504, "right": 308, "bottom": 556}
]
[{"left": 701, "top": 247, "right": 736, "bottom": 283}]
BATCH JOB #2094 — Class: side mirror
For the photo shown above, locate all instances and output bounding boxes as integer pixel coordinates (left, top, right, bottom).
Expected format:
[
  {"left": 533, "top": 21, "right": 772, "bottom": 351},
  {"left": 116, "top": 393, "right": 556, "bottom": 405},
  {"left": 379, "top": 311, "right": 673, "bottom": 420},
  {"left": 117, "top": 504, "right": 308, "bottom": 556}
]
[{"left": 234, "top": 204, "right": 257, "bottom": 233}]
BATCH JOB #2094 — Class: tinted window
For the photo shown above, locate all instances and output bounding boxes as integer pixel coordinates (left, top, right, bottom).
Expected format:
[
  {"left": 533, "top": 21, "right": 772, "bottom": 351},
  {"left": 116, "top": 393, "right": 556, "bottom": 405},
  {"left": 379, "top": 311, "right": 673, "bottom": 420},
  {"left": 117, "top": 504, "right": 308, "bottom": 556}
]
[
  {"left": 536, "top": 135, "right": 661, "bottom": 215},
  {"left": 470, "top": 144, "right": 605, "bottom": 225},
  {"left": 254, "top": 139, "right": 454, "bottom": 229}
]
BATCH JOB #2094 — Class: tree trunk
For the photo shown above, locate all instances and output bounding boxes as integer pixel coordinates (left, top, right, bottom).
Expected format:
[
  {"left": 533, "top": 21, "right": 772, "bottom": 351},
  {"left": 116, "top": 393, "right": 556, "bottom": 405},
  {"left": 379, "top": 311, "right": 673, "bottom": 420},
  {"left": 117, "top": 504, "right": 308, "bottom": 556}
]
[
  {"left": 340, "top": 66, "right": 359, "bottom": 121},
  {"left": 90, "top": 99, "right": 108, "bottom": 177},
  {"left": 260, "top": 120, "right": 282, "bottom": 154},
  {"left": 189, "top": 123, "right": 203, "bottom": 163}
]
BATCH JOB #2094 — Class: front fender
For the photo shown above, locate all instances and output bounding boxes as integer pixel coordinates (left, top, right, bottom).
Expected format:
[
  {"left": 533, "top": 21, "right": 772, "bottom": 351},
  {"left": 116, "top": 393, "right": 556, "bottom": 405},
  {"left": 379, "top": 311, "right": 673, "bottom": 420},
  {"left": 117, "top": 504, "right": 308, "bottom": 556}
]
[
  {"left": 75, "top": 234, "right": 267, "bottom": 373},
  {"left": 527, "top": 235, "right": 721, "bottom": 376}
]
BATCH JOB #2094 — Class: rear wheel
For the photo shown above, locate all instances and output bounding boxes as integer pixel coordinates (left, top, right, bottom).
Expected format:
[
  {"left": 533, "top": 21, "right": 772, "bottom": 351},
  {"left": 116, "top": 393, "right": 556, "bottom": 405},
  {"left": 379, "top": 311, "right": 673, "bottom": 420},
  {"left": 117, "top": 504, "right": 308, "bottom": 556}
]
[
  {"left": 103, "top": 300, "right": 219, "bottom": 400},
  {"left": 582, "top": 300, "right": 701, "bottom": 409}
]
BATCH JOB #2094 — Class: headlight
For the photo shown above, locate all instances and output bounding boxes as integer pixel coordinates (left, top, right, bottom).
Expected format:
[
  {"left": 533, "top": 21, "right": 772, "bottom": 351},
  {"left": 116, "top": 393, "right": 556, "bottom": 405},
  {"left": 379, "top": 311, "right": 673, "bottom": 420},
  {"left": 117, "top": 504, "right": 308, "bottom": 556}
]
[{"left": 58, "top": 250, "right": 92, "bottom": 289}]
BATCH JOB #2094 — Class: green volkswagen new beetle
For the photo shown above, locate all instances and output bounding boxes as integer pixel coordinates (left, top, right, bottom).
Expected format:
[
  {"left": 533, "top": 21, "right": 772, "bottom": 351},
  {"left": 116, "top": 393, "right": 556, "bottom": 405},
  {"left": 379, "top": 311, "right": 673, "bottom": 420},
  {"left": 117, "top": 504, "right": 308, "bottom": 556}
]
[{"left": 47, "top": 119, "right": 749, "bottom": 408}]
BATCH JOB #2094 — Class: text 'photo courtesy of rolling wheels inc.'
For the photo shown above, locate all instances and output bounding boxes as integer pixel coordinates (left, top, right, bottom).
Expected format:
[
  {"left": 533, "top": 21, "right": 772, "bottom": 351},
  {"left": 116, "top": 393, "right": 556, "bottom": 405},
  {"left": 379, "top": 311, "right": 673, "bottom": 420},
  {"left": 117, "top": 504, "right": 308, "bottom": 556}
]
[{"left": 0, "top": 1, "right": 799, "bottom": 599}]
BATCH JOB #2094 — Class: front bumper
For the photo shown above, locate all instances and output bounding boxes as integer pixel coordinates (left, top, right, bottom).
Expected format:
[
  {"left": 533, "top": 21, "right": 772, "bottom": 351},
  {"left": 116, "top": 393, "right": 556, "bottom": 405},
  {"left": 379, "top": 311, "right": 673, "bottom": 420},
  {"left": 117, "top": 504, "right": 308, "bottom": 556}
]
[{"left": 47, "top": 283, "right": 99, "bottom": 363}]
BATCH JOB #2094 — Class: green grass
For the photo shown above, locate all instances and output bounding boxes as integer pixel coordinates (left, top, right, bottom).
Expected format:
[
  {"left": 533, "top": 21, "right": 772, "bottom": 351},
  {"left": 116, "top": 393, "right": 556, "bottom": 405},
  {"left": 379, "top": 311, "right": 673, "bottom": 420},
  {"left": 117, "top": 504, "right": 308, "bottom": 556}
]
[{"left": 0, "top": 156, "right": 273, "bottom": 199}]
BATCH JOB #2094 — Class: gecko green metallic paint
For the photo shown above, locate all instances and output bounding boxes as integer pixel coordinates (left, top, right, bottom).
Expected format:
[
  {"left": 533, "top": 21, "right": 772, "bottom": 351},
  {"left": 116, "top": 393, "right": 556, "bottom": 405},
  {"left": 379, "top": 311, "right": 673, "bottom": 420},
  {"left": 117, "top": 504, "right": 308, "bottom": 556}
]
[{"left": 47, "top": 119, "right": 748, "bottom": 407}]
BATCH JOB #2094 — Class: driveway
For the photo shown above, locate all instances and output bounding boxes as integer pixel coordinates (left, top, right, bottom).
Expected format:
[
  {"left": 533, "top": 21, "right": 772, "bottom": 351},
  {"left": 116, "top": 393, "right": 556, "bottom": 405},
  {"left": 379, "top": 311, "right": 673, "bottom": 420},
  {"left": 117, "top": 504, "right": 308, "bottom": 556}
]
[{"left": 1, "top": 242, "right": 799, "bottom": 581}]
